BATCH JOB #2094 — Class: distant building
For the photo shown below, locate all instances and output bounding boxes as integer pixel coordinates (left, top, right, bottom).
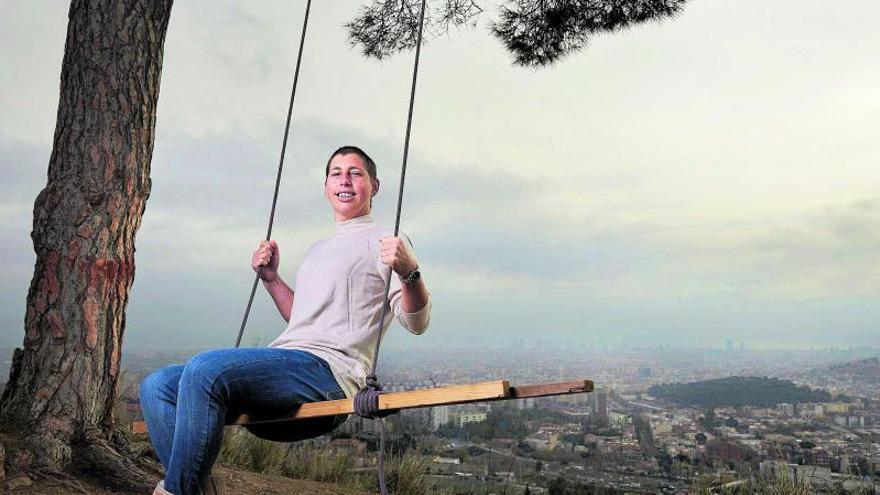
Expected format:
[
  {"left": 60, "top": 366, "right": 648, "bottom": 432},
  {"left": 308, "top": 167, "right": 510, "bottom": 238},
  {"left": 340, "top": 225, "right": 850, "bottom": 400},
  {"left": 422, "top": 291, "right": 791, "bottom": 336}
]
[
  {"left": 337, "top": 415, "right": 378, "bottom": 435},
  {"left": 803, "top": 449, "right": 832, "bottom": 468},
  {"left": 431, "top": 405, "right": 450, "bottom": 431},
  {"left": 596, "top": 389, "right": 609, "bottom": 425},
  {"left": 726, "top": 339, "right": 734, "bottom": 352},
  {"left": 824, "top": 402, "right": 850, "bottom": 414},
  {"left": 638, "top": 366, "right": 652, "bottom": 379},
  {"left": 777, "top": 403, "right": 794, "bottom": 416},
  {"left": 706, "top": 439, "right": 750, "bottom": 464},
  {"left": 458, "top": 411, "right": 487, "bottom": 428},
  {"left": 833, "top": 414, "right": 865, "bottom": 428}
]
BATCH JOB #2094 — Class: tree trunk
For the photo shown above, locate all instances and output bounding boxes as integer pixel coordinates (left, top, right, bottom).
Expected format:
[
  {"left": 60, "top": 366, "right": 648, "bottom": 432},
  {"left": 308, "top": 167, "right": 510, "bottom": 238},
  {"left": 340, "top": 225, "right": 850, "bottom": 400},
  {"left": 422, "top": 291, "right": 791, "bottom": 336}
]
[{"left": 0, "top": 0, "right": 173, "bottom": 486}]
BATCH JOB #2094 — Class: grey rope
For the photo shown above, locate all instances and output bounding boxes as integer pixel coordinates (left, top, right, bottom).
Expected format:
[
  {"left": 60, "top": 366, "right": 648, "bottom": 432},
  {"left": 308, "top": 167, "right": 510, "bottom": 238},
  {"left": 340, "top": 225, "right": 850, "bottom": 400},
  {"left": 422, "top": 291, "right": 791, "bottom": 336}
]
[
  {"left": 236, "top": 0, "right": 312, "bottom": 348},
  {"left": 352, "top": 0, "right": 428, "bottom": 493}
]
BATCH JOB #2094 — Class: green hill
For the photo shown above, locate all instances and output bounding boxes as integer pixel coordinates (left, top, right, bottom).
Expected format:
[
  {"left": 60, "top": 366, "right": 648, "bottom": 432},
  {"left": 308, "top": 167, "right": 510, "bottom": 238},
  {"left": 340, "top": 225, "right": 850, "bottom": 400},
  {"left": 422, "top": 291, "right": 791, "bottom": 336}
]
[{"left": 649, "top": 376, "right": 830, "bottom": 408}]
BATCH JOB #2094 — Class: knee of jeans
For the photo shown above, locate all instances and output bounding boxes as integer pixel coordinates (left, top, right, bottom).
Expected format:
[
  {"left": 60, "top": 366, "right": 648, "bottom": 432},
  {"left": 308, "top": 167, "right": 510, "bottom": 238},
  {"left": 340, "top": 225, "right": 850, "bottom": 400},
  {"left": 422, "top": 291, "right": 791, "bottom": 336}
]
[
  {"left": 179, "top": 350, "right": 225, "bottom": 395},
  {"left": 140, "top": 366, "right": 177, "bottom": 404}
]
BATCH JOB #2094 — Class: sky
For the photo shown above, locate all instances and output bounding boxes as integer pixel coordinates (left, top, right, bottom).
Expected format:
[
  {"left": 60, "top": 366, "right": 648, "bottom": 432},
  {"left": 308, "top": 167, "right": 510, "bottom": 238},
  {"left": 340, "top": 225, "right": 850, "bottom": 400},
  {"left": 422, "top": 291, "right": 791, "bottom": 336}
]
[{"left": 0, "top": 0, "right": 878, "bottom": 352}]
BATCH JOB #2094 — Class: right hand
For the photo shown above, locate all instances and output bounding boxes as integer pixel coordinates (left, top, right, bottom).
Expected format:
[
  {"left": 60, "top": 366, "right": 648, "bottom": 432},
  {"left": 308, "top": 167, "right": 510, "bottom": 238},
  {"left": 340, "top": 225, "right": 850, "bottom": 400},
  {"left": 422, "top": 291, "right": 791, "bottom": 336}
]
[{"left": 252, "top": 240, "right": 280, "bottom": 282}]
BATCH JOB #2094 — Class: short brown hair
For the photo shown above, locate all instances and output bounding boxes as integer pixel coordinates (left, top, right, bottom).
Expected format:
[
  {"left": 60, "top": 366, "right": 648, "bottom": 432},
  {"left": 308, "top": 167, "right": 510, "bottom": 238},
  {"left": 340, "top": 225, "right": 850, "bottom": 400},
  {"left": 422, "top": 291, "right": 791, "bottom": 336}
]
[{"left": 325, "top": 146, "right": 378, "bottom": 181}]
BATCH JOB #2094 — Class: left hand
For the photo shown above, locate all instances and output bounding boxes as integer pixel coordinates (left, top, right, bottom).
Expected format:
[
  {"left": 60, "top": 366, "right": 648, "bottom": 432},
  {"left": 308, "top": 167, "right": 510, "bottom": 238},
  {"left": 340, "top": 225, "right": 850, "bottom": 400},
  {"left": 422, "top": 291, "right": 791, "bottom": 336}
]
[{"left": 379, "top": 236, "right": 419, "bottom": 277}]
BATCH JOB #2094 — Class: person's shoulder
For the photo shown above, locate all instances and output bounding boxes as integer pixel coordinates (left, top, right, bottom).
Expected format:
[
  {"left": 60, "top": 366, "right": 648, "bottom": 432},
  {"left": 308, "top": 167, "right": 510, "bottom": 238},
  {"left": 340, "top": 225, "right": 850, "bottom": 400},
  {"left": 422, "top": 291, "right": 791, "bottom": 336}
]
[
  {"left": 366, "top": 224, "right": 413, "bottom": 243},
  {"left": 365, "top": 223, "right": 394, "bottom": 238}
]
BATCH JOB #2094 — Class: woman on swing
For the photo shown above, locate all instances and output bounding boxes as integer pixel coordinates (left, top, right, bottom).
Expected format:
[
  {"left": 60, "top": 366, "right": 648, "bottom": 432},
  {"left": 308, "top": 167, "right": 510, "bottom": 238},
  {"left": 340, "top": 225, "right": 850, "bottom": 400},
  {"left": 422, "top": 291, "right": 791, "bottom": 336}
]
[{"left": 140, "top": 145, "right": 432, "bottom": 495}]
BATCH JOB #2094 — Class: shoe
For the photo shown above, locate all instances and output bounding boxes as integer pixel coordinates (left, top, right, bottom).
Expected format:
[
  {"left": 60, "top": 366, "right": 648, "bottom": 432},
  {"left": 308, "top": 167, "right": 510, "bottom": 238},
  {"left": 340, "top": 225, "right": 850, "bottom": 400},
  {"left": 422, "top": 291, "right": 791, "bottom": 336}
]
[
  {"left": 151, "top": 476, "right": 222, "bottom": 495},
  {"left": 153, "top": 481, "right": 174, "bottom": 495}
]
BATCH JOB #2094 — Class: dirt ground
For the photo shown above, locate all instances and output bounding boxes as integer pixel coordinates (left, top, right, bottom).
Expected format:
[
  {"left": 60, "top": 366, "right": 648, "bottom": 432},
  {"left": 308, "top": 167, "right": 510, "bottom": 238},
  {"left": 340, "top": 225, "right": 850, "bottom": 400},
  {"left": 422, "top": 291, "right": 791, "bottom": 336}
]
[{"left": 4, "top": 464, "right": 372, "bottom": 495}]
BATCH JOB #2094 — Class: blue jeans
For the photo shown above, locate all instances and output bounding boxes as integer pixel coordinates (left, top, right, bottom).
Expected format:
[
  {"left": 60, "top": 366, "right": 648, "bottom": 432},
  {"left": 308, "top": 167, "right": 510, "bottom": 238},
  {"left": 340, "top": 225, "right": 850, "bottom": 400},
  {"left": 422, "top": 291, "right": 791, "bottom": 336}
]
[{"left": 139, "top": 348, "right": 348, "bottom": 495}]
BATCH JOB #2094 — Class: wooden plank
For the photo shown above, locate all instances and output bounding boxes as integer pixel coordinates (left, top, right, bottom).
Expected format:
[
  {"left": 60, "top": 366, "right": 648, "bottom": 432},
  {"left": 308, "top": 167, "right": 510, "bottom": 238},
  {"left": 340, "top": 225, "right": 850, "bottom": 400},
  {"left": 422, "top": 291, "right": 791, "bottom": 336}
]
[
  {"left": 510, "top": 379, "right": 593, "bottom": 399},
  {"left": 234, "top": 379, "right": 511, "bottom": 424},
  {"left": 129, "top": 378, "right": 593, "bottom": 432}
]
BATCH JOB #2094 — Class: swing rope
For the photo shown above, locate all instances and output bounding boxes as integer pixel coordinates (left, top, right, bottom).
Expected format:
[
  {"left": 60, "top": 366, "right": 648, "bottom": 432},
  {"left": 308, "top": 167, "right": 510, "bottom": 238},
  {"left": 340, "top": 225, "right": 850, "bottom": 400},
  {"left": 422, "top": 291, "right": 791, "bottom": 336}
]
[
  {"left": 352, "top": 1, "right": 428, "bottom": 493},
  {"left": 236, "top": 0, "right": 312, "bottom": 348}
]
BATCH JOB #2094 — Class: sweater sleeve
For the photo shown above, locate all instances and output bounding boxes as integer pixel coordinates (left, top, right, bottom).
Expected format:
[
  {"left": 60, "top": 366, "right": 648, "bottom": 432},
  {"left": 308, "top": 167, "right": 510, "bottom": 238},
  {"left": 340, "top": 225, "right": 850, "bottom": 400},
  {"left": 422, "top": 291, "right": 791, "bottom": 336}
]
[{"left": 377, "top": 231, "right": 432, "bottom": 335}]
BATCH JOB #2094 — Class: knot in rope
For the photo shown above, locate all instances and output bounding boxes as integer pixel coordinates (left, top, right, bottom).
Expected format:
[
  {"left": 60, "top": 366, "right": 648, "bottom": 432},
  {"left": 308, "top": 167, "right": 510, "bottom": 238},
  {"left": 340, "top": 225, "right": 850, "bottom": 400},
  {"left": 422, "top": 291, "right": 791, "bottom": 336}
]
[
  {"left": 353, "top": 373, "right": 394, "bottom": 419},
  {"left": 353, "top": 373, "right": 395, "bottom": 495}
]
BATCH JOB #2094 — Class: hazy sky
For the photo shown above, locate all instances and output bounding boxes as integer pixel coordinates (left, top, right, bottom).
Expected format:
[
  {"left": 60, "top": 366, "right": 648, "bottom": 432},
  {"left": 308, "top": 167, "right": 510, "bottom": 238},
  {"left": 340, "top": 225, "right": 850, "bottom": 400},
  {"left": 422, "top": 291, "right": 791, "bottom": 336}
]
[{"left": 1, "top": 0, "right": 878, "bottom": 352}]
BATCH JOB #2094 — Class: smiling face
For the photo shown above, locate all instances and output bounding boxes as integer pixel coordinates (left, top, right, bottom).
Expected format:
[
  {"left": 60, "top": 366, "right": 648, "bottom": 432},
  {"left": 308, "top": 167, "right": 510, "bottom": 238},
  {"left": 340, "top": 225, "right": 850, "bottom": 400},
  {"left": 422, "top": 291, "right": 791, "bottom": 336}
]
[{"left": 324, "top": 153, "right": 379, "bottom": 221}]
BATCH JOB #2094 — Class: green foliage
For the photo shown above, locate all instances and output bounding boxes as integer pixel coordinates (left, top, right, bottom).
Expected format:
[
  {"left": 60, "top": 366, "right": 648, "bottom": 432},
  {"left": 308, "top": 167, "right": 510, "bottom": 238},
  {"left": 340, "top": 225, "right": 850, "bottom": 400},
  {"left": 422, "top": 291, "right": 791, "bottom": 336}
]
[
  {"left": 346, "top": 0, "right": 690, "bottom": 67},
  {"left": 702, "top": 407, "right": 717, "bottom": 430},
  {"left": 753, "top": 469, "right": 812, "bottom": 495},
  {"left": 384, "top": 449, "right": 442, "bottom": 495},
  {"left": 649, "top": 376, "right": 831, "bottom": 408},
  {"left": 218, "top": 427, "right": 286, "bottom": 475},
  {"left": 690, "top": 468, "right": 815, "bottom": 495},
  {"left": 282, "top": 443, "right": 357, "bottom": 485},
  {"left": 218, "top": 427, "right": 443, "bottom": 494}
]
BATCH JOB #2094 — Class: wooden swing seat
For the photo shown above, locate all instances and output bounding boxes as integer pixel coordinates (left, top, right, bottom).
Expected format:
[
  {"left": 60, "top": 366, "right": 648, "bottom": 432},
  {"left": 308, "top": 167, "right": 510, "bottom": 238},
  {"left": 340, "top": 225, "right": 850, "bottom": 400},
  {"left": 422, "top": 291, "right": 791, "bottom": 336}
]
[{"left": 131, "top": 378, "right": 593, "bottom": 433}]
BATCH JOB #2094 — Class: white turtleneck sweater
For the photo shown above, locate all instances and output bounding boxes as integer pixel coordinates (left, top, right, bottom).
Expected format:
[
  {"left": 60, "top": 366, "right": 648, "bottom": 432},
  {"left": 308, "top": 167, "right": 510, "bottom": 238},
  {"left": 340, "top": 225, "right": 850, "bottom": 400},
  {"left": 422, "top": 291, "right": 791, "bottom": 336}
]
[{"left": 267, "top": 215, "right": 431, "bottom": 399}]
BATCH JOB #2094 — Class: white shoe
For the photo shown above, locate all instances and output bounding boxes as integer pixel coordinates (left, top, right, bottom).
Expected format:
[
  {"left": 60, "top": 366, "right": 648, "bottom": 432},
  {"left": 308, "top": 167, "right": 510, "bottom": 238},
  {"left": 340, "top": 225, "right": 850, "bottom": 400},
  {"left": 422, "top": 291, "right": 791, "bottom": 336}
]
[
  {"left": 152, "top": 476, "right": 222, "bottom": 495},
  {"left": 152, "top": 480, "right": 174, "bottom": 495}
]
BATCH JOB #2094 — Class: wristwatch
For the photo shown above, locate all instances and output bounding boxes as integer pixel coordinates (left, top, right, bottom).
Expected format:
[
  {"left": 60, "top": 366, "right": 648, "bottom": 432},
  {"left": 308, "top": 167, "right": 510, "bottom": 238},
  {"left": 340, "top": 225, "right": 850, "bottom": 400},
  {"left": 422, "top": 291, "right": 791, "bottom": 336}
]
[{"left": 400, "top": 267, "right": 421, "bottom": 284}]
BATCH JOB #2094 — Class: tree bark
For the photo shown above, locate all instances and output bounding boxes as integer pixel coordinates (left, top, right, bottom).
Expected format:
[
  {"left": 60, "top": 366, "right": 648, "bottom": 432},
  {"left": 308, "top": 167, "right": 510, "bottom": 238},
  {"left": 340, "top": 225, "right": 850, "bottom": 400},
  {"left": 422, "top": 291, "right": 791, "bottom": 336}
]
[{"left": 0, "top": 0, "right": 173, "bottom": 485}]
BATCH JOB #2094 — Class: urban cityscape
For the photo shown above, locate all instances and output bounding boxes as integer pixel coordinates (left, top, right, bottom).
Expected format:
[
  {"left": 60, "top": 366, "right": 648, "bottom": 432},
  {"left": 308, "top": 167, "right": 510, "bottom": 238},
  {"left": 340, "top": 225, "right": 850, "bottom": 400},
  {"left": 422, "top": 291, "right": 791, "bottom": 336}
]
[{"left": 49, "top": 340, "right": 880, "bottom": 494}]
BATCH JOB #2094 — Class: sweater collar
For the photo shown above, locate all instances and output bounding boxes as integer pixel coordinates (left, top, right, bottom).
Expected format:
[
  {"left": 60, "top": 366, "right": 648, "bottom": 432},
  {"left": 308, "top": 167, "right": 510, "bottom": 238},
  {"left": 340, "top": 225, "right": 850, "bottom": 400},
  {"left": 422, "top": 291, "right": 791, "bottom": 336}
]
[{"left": 335, "top": 214, "right": 374, "bottom": 233}]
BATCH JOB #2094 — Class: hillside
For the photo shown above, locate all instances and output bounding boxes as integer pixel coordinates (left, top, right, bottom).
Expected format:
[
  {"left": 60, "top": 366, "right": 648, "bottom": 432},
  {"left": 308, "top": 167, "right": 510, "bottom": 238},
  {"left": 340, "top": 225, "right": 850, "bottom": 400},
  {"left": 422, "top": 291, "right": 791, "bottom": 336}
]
[
  {"left": 649, "top": 376, "right": 831, "bottom": 408},
  {"left": 6, "top": 464, "right": 371, "bottom": 495},
  {"left": 827, "top": 357, "right": 880, "bottom": 385}
]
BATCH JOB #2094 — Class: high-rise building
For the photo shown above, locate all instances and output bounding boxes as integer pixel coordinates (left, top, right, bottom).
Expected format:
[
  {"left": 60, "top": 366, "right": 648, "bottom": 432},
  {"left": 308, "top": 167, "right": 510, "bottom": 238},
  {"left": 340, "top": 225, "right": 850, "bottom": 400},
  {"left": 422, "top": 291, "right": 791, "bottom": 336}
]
[
  {"left": 597, "top": 389, "right": 609, "bottom": 425},
  {"left": 725, "top": 339, "right": 734, "bottom": 352}
]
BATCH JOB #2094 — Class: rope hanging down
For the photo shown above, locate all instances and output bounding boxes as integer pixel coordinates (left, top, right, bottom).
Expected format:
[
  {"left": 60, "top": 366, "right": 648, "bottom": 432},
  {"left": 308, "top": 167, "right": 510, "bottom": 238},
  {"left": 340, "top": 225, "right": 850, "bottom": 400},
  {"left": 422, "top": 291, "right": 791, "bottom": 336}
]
[
  {"left": 236, "top": 0, "right": 312, "bottom": 348},
  {"left": 353, "top": 1, "right": 428, "bottom": 493}
]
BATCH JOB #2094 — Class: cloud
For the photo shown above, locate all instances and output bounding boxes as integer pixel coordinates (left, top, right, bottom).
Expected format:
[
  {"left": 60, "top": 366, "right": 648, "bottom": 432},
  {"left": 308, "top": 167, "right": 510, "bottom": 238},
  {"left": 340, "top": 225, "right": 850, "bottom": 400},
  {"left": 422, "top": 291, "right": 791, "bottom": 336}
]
[
  {"left": 0, "top": 136, "right": 46, "bottom": 346},
  {"left": 0, "top": 136, "right": 46, "bottom": 273},
  {"left": 3, "top": 0, "right": 880, "bottom": 350},
  {"left": 732, "top": 197, "right": 880, "bottom": 299}
]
